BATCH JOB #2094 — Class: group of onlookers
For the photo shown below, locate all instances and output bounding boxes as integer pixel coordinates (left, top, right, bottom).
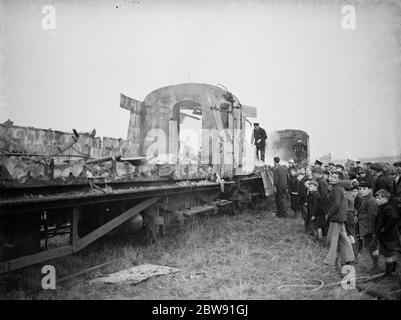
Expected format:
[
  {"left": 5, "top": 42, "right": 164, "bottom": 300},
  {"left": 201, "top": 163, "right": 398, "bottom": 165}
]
[{"left": 271, "top": 157, "right": 401, "bottom": 276}]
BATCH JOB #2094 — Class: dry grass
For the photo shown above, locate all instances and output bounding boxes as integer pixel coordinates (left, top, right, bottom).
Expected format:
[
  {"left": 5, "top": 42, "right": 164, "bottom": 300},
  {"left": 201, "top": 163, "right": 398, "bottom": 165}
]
[{"left": 1, "top": 205, "right": 399, "bottom": 300}]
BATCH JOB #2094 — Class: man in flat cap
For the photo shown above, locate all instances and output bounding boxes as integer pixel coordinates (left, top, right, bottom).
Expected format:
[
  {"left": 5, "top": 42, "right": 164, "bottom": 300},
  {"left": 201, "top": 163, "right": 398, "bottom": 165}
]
[
  {"left": 324, "top": 171, "right": 355, "bottom": 267},
  {"left": 293, "top": 138, "right": 307, "bottom": 167},
  {"left": 272, "top": 156, "right": 289, "bottom": 218},
  {"left": 363, "top": 162, "right": 372, "bottom": 171},
  {"left": 370, "top": 162, "right": 393, "bottom": 195},
  {"left": 335, "top": 164, "right": 349, "bottom": 180},
  {"left": 252, "top": 123, "right": 267, "bottom": 162},
  {"left": 328, "top": 163, "right": 335, "bottom": 173}
]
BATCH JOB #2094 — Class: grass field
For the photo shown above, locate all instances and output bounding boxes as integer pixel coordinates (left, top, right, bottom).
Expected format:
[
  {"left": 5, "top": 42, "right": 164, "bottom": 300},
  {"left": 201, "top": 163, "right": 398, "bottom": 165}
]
[{"left": 1, "top": 205, "right": 400, "bottom": 300}]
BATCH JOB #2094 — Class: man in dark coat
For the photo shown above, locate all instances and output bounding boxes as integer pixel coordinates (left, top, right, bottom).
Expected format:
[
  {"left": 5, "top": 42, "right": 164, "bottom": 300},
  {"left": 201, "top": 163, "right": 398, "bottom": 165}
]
[
  {"left": 374, "top": 189, "right": 400, "bottom": 276},
  {"left": 393, "top": 162, "right": 401, "bottom": 205},
  {"left": 292, "top": 138, "right": 307, "bottom": 166},
  {"left": 323, "top": 173, "right": 355, "bottom": 266},
  {"left": 272, "top": 156, "right": 289, "bottom": 218},
  {"left": 252, "top": 123, "right": 267, "bottom": 162},
  {"left": 391, "top": 162, "right": 401, "bottom": 232}
]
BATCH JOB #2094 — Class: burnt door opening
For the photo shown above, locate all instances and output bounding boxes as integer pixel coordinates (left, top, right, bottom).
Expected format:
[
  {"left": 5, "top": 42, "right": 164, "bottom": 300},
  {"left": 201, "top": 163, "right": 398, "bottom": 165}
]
[{"left": 172, "top": 100, "right": 202, "bottom": 164}]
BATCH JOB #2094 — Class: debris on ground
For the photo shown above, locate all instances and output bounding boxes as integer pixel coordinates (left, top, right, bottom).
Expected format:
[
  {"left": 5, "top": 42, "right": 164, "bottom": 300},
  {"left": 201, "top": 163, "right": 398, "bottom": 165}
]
[{"left": 88, "top": 263, "right": 180, "bottom": 285}]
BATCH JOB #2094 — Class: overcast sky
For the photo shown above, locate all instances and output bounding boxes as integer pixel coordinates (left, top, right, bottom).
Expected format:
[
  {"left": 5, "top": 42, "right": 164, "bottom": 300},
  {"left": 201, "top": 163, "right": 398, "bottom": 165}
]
[{"left": 1, "top": 0, "right": 400, "bottom": 160}]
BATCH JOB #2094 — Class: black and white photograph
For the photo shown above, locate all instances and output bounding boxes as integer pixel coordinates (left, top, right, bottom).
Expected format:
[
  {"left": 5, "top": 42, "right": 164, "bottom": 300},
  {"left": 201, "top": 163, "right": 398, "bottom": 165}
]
[{"left": 0, "top": 0, "right": 401, "bottom": 303}]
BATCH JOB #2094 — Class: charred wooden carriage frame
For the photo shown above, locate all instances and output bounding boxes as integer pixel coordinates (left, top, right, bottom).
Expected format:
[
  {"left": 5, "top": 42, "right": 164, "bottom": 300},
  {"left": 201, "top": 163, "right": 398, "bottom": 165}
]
[{"left": 0, "top": 83, "right": 266, "bottom": 273}]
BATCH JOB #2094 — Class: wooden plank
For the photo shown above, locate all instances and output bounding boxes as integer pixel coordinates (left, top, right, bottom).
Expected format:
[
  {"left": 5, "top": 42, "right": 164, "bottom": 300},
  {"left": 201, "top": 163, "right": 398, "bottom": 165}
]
[
  {"left": 211, "top": 199, "right": 232, "bottom": 207},
  {"left": 0, "top": 182, "right": 234, "bottom": 216},
  {"left": 0, "top": 245, "right": 73, "bottom": 274},
  {"left": 177, "top": 205, "right": 217, "bottom": 218},
  {"left": 71, "top": 206, "right": 80, "bottom": 246},
  {"left": 73, "top": 197, "right": 160, "bottom": 252},
  {"left": 120, "top": 93, "right": 142, "bottom": 112}
]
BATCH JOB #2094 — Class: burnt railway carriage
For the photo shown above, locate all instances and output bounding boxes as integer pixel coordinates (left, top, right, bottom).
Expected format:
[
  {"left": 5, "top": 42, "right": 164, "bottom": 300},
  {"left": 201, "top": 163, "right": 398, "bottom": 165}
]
[
  {"left": 0, "top": 83, "right": 266, "bottom": 273},
  {"left": 266, "top": 130, "right": 310, "bottom": 167}
]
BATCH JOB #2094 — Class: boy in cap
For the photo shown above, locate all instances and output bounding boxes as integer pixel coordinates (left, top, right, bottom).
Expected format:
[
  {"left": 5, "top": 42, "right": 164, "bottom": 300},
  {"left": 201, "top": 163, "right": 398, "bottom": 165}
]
[
  {"left": 252, "top": 123, "right": 267, "bottom": 162},
  {"left": 357, "top": 180, "right": 380, "bottom": 273},
  {"left": 305, "top": 166, "right": 313, "bottom": 181},
  {"left": 314, "top": 167, "right": 329, "bottom": 235},
  {"left": 344, "top": 181, "right": 360, "bottom": 258},
  {"left": 357, "top": 167, "right": 375, "bottom": 190},
  {"left": 374, "top": 189, "right": 400, "bottom": 276},
  {"left": 323, "top": 170, "right": 330, "bottom": 184},
  {"left": 323, "top": 172, "right": 355, "bottom": 267},
  {"left": 308, "top": 181, "right": 324, "bottom": 241},
  {"left": 287, "top": 159, "right": 296, "bottom": 175}
]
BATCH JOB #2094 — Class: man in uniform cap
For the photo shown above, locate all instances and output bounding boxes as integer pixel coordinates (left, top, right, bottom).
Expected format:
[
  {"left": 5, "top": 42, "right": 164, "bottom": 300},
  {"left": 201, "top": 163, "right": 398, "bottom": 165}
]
[
  {"left": 315, "top": 159, "right": 323, "bottom": 167},
  {"left": 252, "top": 123, "right": 267, "bottom": 162}
]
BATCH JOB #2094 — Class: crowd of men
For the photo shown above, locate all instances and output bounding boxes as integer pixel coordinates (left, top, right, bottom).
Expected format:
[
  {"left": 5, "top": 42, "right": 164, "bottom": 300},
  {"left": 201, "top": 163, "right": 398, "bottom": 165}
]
[{"left": 271, "top": 157, "right": 401, "bottom": 277}]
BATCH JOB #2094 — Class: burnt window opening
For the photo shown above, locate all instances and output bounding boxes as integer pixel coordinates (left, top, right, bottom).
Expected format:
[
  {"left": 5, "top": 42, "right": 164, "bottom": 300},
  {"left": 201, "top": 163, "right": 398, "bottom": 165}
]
[{"left": 172, "top": 100, "right": 203, "bottom": 164}]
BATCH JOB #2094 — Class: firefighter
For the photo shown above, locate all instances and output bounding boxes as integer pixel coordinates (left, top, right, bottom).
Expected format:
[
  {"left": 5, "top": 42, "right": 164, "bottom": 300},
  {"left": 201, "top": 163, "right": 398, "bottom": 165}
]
[
  {"left": 252, "top": 123, "right": 267, "bottom": 162},
  {"left": 292, "top": 138, "right": 307, "bottom": 166}
]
